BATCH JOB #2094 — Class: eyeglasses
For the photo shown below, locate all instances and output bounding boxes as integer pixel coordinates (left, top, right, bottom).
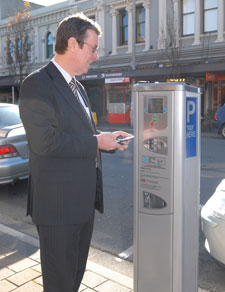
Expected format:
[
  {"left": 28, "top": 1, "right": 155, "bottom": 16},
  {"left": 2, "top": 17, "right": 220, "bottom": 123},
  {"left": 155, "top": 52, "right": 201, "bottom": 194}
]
[{"left": 80, "top": 41, "right": 98, "bottom": 54}]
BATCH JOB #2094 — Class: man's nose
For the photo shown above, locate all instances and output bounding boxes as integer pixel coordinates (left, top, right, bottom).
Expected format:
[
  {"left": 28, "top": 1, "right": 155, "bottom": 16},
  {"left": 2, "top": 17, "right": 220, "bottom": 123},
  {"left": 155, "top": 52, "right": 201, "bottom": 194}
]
[{"left": 93, "top": 50, "right": 99, "bottom": 60}]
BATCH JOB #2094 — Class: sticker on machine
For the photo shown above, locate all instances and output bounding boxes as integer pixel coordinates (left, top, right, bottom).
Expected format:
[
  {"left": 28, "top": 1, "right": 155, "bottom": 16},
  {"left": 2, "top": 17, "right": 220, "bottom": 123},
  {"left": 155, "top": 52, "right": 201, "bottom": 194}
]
[{"left": 186, "top": 97, "right": 197, "bottom": 158}]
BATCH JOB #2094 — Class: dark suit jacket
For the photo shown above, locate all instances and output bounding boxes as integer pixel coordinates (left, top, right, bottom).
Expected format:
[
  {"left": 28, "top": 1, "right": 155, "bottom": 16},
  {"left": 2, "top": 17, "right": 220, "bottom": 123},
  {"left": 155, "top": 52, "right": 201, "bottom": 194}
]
[{"left": 19, "top": 62, "right": 103, "bottom": 225}]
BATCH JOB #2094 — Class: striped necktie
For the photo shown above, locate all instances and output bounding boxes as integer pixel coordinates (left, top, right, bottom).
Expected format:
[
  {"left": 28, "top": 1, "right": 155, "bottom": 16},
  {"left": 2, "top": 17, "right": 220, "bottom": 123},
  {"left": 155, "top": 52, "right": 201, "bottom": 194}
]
[
  {"left": 69, "top": 78, "right": 101, "bottom": 170},
  {"left": 69, "top": 78, "right": 93, "bottom": 127}
]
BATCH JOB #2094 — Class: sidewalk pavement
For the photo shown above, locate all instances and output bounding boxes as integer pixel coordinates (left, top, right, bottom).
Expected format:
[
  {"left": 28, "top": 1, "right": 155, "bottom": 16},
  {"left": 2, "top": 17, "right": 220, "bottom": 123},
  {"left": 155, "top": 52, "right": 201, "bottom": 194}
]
[
  {"left": 0, "top": 223, "right": 211, "bottom": 292},
  {"left": 0, "top": 223, "right": 133, "bottom": 292}
]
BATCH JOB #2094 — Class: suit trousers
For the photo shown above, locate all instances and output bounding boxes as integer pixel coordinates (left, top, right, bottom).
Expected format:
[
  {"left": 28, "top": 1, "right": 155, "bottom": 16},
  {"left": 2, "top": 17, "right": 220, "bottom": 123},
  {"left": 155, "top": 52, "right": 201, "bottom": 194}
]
[{"left": 37, "top": 213, "right": 95, "bottom": 292}]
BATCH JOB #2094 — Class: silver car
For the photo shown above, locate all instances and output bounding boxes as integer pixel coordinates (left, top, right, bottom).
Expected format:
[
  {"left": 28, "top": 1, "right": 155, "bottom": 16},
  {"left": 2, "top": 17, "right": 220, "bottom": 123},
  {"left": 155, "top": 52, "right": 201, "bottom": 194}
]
[
  {"left": 0, "top": 103, "right": 28, "bottom": 184},
  {"left": 201, "top": 179, "right": 225, "bottom": 265}
]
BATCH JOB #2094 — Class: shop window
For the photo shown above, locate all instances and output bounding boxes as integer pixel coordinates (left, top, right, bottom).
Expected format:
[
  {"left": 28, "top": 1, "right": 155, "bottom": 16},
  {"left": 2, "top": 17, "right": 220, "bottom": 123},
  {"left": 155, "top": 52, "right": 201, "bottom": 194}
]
[
  {"left": 182, "top": 0, "right": 195, "bottom": 36},
  {"left": 106, "top": 83, "right": 131, "bottom": 124},
  {"left": 119, "top": 8, "right": 128, "bottom": 46},
  {"left": 46, "top": 32, "right": 53, "bottom": 59},
  {"left": 24, "top": 35, "right": 31, "bottom": 62},
  {"left": 15, "top": 36, "right": 31, "bottom": 62},
  {"left": 204, "top": 0, "right": 218, "bottom": 33},
  {"left": 136, "top": 6, "right": 145, "bottom": 43},
  {"left": 6, "top": 39, "right": 13, "bottom": 65},
  {"left": 108, "top": 84, "right": 131, "bottom": 104}
]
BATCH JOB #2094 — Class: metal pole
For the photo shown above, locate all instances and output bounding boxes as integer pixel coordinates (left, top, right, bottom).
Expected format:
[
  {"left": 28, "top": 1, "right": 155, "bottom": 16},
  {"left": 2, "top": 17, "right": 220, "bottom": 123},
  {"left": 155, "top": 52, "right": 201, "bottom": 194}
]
[
  {"left": 12, "top": 86, "right": 15, "bottom": 104},
  {"left": 131, "top": 0, "right": 136, "bottom": 70}
]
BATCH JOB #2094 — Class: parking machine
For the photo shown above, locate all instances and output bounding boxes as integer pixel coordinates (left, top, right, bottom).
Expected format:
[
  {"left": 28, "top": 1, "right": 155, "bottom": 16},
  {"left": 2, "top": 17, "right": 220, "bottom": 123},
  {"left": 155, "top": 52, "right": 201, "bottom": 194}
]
[{"left": 133, "top": 83, "right": 201, "bottom": 292}]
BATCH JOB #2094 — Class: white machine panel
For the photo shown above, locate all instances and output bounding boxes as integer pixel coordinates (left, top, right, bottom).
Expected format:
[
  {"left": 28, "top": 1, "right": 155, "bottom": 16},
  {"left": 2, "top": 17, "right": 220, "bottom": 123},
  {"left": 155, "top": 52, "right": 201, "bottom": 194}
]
[{"left": 138, "top": 91, "right": 174, "bottom": 215}]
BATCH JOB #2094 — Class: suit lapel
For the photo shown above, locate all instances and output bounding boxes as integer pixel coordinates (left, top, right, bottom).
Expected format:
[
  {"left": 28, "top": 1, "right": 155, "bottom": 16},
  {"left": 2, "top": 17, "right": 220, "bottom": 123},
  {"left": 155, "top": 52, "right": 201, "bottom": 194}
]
[{"left": 45, "top": 62, "right": 94, "bottom": 133}]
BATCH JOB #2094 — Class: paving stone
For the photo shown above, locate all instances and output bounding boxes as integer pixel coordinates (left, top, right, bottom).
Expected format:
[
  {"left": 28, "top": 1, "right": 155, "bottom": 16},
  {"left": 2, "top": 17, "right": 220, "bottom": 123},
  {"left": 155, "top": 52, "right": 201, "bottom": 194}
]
[
  {"left": 79, "top": 283, "right": 88, "bottom": 291},
  {"left": 0, "top": 251, "right": 24, "bottom": 270},
  {"left": 29, "top": 250, "right": 40, "bottom": 261},
  {"left": 12, "top": 281, "right": 43, "bottom": 292},
  {"left": 8, "top": 257, "right": 37, "bottom": 272},
  {"left": 34, "top": 276, "right": 43, "bottom": 286},
  {"left": 82, "top": 271, "right": 106, "bottom": 288},
  {"left": 32, "top": 264, "right": 42, "bottom": 273},
  {"left": 0, "top": 267, "right": 15, "bottom": 280},
  {"left": 97, "top": 280, "right": 131, "bottom": 292},
  {"left": 0, "top": 279, "right": 17, "bottom": 292},
  {"left": 7, "top": 267, "right": 41, "bottom": 286}
]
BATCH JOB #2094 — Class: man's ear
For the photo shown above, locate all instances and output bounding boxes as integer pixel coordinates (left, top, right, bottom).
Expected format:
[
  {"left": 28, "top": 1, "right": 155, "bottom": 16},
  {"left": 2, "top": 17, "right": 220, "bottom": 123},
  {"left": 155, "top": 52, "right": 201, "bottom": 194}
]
[{"left": 67, "top": 37, "right": 78, "bottom": 52}]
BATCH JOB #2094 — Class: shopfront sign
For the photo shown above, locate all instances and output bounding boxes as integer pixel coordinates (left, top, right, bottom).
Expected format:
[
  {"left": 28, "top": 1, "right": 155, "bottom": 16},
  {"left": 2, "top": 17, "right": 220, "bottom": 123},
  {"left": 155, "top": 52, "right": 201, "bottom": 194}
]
[
  {"left": 206, "top": 72, "right": 225, "bottom": 81},
  {"left": 105, "top": 77, "right": 130, "bottom": 84},
  {"left": 78, "top": 72, "right": 125, "bottom": 81},
  {"left": 166, "top": 78, "right": 186, "bottom": 82}
]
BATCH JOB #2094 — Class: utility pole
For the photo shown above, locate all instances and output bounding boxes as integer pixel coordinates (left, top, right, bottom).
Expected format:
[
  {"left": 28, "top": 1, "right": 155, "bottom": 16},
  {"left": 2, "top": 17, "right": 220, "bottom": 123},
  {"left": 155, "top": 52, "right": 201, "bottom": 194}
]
[{"left": 131, "top": 0, "right": 136, "bottom": 70}]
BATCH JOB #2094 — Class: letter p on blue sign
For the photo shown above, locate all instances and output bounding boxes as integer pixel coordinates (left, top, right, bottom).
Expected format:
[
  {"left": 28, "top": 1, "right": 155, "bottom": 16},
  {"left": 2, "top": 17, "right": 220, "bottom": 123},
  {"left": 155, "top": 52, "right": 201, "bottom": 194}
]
[{"left": 186, "top": 97, "right": 197, "bottom": 158}]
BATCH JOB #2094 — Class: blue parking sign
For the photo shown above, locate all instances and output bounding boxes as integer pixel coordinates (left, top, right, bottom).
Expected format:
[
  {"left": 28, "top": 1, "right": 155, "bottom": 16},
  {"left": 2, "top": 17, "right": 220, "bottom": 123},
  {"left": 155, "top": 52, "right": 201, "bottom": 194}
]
[{"left": 186, "top": 97, "right": 197, "bottom": 158}]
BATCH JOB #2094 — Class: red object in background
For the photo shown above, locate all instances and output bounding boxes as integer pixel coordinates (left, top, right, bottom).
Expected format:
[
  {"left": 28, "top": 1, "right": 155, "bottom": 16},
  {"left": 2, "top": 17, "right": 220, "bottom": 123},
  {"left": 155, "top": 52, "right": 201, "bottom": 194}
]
[
  {"left": 0, "top": 144, "right": 17, "bottom": 158},
  {"left": 206, "top": 72, "right": 225, "bottom": 81},
  {"left": 108, "top": 108, "right": 130, "bottom": 124}
]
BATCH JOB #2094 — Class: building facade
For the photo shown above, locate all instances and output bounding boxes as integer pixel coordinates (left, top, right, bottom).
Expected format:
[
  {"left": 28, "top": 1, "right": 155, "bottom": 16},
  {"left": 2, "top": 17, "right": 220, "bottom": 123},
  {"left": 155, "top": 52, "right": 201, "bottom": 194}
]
[{"left": 0, "top": 0, "right": 224, "bottom": 124}]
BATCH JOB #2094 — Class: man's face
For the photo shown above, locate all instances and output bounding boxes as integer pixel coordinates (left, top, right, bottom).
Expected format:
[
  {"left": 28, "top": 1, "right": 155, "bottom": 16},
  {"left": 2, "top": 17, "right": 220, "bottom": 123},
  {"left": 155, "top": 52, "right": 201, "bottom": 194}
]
[{"left": 75, "top": 29, "right": 99, "bottom": 75}]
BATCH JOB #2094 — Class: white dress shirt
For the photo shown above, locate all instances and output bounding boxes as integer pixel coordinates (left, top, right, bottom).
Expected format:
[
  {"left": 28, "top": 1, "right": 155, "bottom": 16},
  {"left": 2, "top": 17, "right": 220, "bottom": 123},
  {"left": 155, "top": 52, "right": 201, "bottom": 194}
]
[{"left": 51, "top": 58, "right": 91, "bottom": 118}]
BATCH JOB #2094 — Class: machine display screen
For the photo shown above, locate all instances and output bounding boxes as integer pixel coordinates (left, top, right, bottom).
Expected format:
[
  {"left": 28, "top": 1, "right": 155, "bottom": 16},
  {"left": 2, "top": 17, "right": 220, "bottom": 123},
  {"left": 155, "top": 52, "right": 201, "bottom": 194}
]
[{"left": 148, "top": 98, "right": 164, "bottom": 113}]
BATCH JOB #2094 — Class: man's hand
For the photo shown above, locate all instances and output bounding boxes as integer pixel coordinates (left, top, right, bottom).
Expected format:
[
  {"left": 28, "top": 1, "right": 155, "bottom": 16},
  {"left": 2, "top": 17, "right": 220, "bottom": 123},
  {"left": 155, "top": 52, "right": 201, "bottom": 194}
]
[{"left": 96, "top": 131, "right": 132, "bottom": 151}]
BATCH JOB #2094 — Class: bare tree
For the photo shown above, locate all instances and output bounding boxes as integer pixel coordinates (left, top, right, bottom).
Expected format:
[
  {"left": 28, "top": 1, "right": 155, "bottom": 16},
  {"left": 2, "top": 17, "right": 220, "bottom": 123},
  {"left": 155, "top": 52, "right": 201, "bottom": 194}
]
[
  {"left": 5, "top": 1, "right": 34, "bottom": 88},
  {"left": 159, "top": 14, "right": 181, "bottom": 80}
]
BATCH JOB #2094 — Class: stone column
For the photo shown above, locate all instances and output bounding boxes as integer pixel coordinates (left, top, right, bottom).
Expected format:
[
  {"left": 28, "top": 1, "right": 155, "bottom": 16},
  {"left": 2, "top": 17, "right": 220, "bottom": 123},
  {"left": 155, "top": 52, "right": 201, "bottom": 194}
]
[
  {"left": 158, "top": 0, "right": 167, "bottom": 49},
  {"left": 33, "top": 26, "right": 39, "bottom": 62},
  {"left": 96, "top": 0, "right": 106, "bottom": 56},
  {"left": 173, "top": 0, "right": 180, "bottom": 47},
  {"left": 41, "top": 34, "right": 46, "bottom": 62},
  {"left": 193, "top": 0, "right": 201, "bottom": 45},
  {"left": 143, "top": 0, "right": 151, "bottom": 51},
  {"left": 216, "top": 0, "right": 224, "bottom": 42},
  {"left": 126, "top": 3, "right": 133, "bottom": 53},
  {"left": 110, "top": 8, "right": 118, "bottom": 55}
]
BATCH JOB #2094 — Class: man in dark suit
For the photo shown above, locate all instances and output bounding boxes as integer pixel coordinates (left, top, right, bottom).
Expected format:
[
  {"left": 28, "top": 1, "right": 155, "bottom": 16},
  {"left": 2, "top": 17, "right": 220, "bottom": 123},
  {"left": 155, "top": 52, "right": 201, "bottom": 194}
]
[{"left": 19, "top": 13, "right": 131, "bottom": 292}]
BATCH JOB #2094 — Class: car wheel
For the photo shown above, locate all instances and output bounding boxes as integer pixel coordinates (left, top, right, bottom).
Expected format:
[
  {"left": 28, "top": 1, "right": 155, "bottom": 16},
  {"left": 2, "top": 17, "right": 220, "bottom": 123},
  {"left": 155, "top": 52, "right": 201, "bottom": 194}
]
[{"left": 221, "top": 125, "right": 225, "bottom": 138}]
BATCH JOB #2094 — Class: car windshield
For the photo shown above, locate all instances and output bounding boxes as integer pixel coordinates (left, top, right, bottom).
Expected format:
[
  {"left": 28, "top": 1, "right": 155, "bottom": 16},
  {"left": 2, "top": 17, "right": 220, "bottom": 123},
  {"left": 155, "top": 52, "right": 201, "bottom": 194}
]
[{"left": 0, "top": 106, "right": 22, "bottom": 128}]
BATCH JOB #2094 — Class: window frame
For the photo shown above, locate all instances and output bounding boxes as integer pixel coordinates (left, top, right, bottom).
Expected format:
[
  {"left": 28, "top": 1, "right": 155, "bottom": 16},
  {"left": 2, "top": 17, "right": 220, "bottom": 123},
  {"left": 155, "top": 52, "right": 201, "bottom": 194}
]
[
  {"left": 182, "top": 0, "right": 195, "bottom": 36},
  {"left": 203, "top": 0, "right": 218, "bottom": 33},
  {"left": 6, "top": 39, "right": 14, "bottom": 65},
  {"left": 24, "top": 35, "right": 31, "bottom": 62},
  {"left": 119, "top": 8, "right": 128, "bottom": 46},
  {"left": 136, "top": 5, "right": 145, "bottom": 43},
  {"left": 15, "top": 38, "right": 22, "bottom": 62},
  {"left": 46, "top": 31, "right": 53, "bottom": 59}
]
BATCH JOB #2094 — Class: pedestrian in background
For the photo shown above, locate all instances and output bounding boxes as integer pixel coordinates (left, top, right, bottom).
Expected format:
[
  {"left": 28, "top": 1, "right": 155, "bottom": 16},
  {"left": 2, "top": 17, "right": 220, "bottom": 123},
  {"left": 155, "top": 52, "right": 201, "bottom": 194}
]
[{"left": 19, "top": 13, "right": 131, "bottom": 292}]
